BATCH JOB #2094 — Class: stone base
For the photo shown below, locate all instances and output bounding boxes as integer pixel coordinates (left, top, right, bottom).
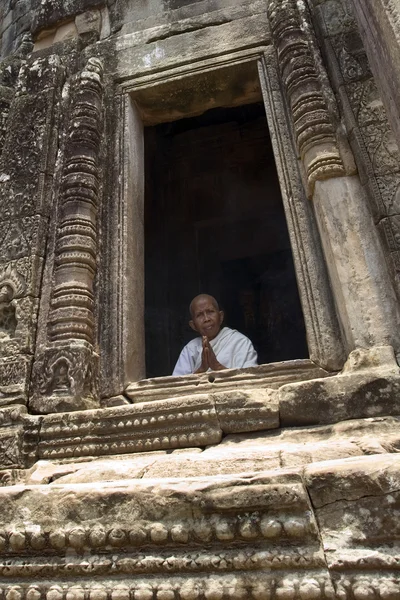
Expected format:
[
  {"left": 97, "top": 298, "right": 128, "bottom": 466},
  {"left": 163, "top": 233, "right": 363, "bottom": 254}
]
[
  {"left": 1, "top": 453, "right": 400, "bottom": 599},
  {"left": 2, "top": 345, "right": 400, "bottom": 467},
  {"left": 29, "top": 341, "right": 100, "bottom": 414},
  {"left": 1, "top": 346, "right": 400, "bottom": 598}
]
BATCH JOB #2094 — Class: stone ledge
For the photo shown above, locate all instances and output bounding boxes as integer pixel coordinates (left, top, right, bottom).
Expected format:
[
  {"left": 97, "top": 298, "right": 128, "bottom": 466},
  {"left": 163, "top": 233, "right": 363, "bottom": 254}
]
[
  {"left": 30, "top": 389, "right": 279, "bottom": 462},
  {"left": 125, "top": 359, "right": 330, "bottom": 402},
  {"left": 12, "top": 414, "right": 399, "bottom": 484},
  {"left": 1, "top": 345, "right": 400, "bottom": 468}
]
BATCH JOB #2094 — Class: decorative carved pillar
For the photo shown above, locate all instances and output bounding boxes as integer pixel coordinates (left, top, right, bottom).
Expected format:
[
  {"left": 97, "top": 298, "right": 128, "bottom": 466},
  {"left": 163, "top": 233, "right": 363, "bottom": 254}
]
[
  {"left": 269, "top": 0, "right": 347, "bottom": 193},
  {"left": 268, "top": 0, "right": 400, "bottom": 354},
  {"left": 30, "top": 58, "right": 104, "bottom": 414}
]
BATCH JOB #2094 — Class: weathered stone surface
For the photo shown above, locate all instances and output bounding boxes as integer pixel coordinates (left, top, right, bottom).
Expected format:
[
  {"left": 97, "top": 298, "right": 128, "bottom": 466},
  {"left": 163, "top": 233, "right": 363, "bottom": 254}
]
[
  {"left": 0, "top": 1, "right": 400, "bottom": 598},
  {"left": 31, "top": 0, "right": 106, "bottom": 37},
  {"left": 114, "top": 15, "right": 270, "bottom": 80},
  {"left": 269, "top": 0, "right": 346, "bottom": 193},
  {"left": 118, "top": 0, "right": 267, "bottom": 48},
  {"left": 126, "top": 360, "right": 331, "bottom": 402},
  {"left": 0, "top": 216, "right": 49, "bottom": 261},
  {"left": 26, "top": 453, "right": 168, "bottom": 484},
  {"left": 0, "top": 471, "right": 334, "bottom": 597},
  {"left": 75, "top": 10, "right": 103, "bottom": 37},
  {"left": 306, "top": 453, "right": 400, "bottom": 596},
  {"left": 310, "top": 0, "right": 400, "bottom": 304},
  {"left": 313, "top": 176, "right": 400, "bottom": 352},
  {"left": 0, "top": 405, "right": 27, "bottom": 468},
  {"left": 34, "top": 394, "right": 222, "bottom": 460},
  {"left": 16, "top": 412, "right": 400, "bottom": 482},
  {"left": 31, "top": 57, "right": 104, "bottom": 414},
  {"left": 280, "top": 346, "right": 400, "bottom": 426},
  {"left": 352, "top": 0, "right": 400, "bottom": 148},
  {"left": 0, "top": 356, "right": 32, "bottom": 406},
  {"left": 260, "top": 45, "right": 346, "bottom": 371},
  {"left": 213, "top": 388, "right": 279, "bottom": 434},
  {"left": 0, "top": 296, "right": 39, "bottom": 356},
  {"left": 101, "top": 394, "right": 132, "bottom": 407}
]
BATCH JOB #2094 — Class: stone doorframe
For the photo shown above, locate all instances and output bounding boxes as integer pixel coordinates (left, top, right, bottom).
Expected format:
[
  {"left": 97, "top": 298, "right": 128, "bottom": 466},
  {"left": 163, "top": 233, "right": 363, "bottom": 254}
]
[{"left": 105, "top": 45, "right": 346, "bottom": 398}]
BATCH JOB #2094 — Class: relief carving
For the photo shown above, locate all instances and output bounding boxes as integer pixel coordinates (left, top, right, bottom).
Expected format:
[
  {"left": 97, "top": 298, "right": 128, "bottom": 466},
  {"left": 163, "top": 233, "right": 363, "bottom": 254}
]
[
  {"left": 30, "top": 58, "right": 104, "bottom": 414},
  {"left": 360, "top": 121, "right": 400, "bottom": 176},
  {"left": 0, "top": 34, "right": 33, "bottom": 157},
  {"left": 268, "top": 0, "right": 346, "bottom": 192},
  {"left": 0, "top": 265, "right": 26, "bottom": 341},
  {"left": 34, "top": 347, "right": 95, "bottom": 399},
  {"left": 48, "top": 57, "right": 103, "bottom": 345}
]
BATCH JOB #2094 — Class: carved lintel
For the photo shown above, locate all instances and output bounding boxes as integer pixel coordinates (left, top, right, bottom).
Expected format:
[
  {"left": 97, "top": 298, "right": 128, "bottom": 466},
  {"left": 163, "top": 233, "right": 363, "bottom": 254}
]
[
  {"left": 268, "top": 0, "right": 346, "bottom": 192},
  {"left": 30, "top": 58, "right": 104, "bottom": 414}
]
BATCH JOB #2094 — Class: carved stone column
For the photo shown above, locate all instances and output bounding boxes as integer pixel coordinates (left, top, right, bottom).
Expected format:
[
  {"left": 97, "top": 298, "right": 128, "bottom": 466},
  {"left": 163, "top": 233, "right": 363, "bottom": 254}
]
[
  {"left": 268, "top": 0, "right": 400, "bottom": 354},
  {"left": 30, "top": 58, "right": 104, "bottom": 414}
]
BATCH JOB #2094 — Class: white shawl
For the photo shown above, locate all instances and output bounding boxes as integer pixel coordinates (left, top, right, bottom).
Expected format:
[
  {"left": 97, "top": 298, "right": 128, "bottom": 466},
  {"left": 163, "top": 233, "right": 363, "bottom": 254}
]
[{"left": 172, "top": 327, "right": 258, "bottom": 376}]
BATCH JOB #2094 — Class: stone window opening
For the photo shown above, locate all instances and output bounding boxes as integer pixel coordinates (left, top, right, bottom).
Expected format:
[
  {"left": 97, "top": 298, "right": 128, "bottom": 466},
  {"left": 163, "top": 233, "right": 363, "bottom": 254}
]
[
  {"left": 109, "top": 56, "right": 345, "bottom": 401},
  {"left": 143, "top": 102, "right": 309, "bottom": 378}
]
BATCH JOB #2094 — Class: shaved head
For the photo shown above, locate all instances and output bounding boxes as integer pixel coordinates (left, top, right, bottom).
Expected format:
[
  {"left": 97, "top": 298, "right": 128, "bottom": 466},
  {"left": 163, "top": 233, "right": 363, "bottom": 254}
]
[
  {"left": 189, "top": 294, "right": 224, "bottom": 340},
  {"left": 189, "top": 294, "right": 219, "bottom": 318}
]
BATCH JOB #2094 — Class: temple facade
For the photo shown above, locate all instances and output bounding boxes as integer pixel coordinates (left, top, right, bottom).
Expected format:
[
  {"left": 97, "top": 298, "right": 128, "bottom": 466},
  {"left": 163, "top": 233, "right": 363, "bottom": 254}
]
[{"left": 1, "top": 0, "right": 400, "bottom": 598}]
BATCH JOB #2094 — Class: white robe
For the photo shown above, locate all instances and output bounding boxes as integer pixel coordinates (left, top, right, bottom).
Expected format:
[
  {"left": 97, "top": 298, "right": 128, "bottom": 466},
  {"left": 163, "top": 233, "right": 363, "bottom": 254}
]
[{"left": 172, "top": 327, "right": 258, "bottom": 376}]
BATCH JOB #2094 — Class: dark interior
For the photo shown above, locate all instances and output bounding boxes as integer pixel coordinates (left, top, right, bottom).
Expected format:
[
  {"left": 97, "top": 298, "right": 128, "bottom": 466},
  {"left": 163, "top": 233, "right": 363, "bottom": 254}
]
[{"left": 144, "top": 103, "right": 308, "bottom": 378}]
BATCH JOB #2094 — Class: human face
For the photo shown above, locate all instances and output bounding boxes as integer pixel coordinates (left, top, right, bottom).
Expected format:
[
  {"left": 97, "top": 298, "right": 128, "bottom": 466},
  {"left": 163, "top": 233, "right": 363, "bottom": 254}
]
[{"left": 189, "top": 297, "right": 224, "bottom": 340}]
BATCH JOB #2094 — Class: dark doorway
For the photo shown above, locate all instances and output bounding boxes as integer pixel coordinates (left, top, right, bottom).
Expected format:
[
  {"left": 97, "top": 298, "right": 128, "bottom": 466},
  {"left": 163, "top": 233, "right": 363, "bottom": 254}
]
[{"left": 144, "top": 103, "right": 308, "bottom": 378}]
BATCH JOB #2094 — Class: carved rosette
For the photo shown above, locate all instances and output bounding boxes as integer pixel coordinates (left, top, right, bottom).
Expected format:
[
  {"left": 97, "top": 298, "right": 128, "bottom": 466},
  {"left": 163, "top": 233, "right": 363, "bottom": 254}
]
[
  {"left": 30, "top": 58, "right": 104, "bottom": 414},
  {"left": 268, "top": 0, "right": 346, "bottom": 191}
]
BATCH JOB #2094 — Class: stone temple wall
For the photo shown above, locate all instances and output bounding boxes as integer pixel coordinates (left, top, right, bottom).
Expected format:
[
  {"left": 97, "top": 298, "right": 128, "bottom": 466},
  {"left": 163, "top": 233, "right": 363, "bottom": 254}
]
[{"left": 1, "top": 0, "right": 400, "bottom": 599}]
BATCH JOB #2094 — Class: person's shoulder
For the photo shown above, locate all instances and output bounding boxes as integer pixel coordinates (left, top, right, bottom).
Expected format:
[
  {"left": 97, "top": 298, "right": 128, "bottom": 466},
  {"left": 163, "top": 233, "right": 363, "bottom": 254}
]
[
  {"left": 183, "top": 336, "right": 202, "bottom": 352},
  {"left": 225, "top": 327, "right": 253, "bottom": 344}
]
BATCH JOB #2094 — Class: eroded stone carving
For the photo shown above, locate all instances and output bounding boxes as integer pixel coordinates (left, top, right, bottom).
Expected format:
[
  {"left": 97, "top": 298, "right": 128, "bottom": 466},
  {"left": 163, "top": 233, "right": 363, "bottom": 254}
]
[
  {"left": 0, "top": 472, "right": 335, "bottom": 598},
  {"left": 1, "top": 3, "right": 400, "bottom": 600},
  {"left": 48, "top": 57, "right": 103, "bottom": 345},
  {"left": 30, "top": 57, "right": 104, "bottom": 414},
  {"left": 0, "top": 265, "right": 26, "bottom": 342},
  {"left": 268, "top": 0, "right": 346, "bottom": 192},
  {"left": 0, "top": 264, "right": 26, "bottom": 300},
  {"left": 34, "top": 346, "right": 97, "bottom": 398}
]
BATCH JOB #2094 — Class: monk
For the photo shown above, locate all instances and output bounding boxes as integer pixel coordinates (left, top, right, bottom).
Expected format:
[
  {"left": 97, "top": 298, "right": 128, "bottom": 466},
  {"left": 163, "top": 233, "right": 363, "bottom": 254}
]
[{"left": 173, "top": 294, "right": 258, "bottom": 375}]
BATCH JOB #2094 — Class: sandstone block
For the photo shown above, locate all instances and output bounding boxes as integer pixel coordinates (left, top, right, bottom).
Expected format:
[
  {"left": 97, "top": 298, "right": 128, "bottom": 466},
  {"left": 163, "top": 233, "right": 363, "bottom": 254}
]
[
  {"left": 35, "top": 394, "right": 222, "bottom": 461},
  {"left": 280, "top": 346, "right": 400, "bottom": 426},
  {"left": 75, "top": 10, "right": 102, "bottom": 37},
  {"left": 213, "top": 388, "right": 279, "bottom": 433},
  {"left": 305, "top": 454, "right": 400, "bottom": 584}
]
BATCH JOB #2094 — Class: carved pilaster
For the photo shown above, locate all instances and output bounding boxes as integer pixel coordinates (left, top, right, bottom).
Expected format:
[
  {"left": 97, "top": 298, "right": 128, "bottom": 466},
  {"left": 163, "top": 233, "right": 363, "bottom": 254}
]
[
  {"left": 30, "top": 58, "right": 104, "bottom": 414},
  {"left": 48, "top": 59, "right": 103, "bottom": 344},
  {"left": 268, "top": 0, "right": 346, "bottom": 192}
]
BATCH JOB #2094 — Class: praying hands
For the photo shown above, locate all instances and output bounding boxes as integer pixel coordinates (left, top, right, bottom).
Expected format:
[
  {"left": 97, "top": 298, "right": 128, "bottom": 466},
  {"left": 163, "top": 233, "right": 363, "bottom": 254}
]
[{"left": 195, "top": 336, "right": 226, "bottom": 373}]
